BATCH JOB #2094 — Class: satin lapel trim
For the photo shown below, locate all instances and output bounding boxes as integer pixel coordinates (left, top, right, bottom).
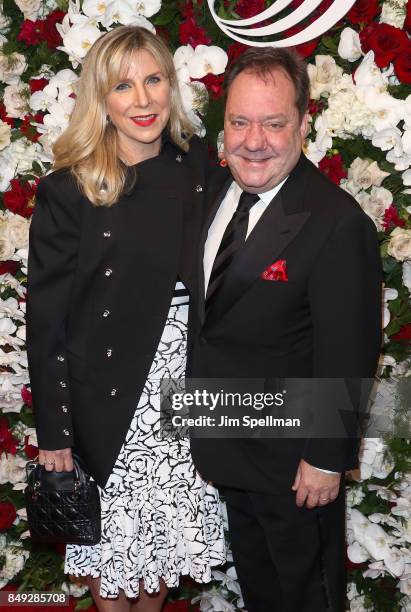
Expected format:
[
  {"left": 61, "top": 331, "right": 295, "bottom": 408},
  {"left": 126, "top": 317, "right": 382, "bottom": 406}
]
[
  {"left": 198, "top": 176, "right": 234, "bottom": 323},
  {"left": 204, "top": 190, "right": 311, "bottom": 329}
]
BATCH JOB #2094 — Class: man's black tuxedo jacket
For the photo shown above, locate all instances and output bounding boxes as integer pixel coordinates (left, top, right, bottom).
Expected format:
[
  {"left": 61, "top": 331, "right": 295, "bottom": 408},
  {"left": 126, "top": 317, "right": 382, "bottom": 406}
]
[
  {"left": 189, "top": 154, "right": 382, "bottom": 494},
  {"left": 27, "top": 136, "right": 210, "bottom": 488}
]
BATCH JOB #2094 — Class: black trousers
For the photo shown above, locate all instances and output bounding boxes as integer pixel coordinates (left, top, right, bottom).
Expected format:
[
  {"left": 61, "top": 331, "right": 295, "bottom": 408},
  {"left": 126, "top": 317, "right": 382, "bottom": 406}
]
[{"left": 221, "top": 485, "right": 346, "bottom": 612}]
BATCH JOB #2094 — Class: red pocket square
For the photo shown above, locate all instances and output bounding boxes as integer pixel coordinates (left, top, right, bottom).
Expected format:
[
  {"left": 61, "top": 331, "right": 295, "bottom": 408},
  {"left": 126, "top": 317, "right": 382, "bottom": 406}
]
[{"left": 261, "top": 259, "right": 288, "bottom": 282}]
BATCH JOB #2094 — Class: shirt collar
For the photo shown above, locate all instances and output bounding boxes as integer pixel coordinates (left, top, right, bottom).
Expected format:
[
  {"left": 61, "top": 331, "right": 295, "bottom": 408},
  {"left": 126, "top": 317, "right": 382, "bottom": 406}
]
[{"left": 258, "top": 176, "right": 289, "bottom": 204}]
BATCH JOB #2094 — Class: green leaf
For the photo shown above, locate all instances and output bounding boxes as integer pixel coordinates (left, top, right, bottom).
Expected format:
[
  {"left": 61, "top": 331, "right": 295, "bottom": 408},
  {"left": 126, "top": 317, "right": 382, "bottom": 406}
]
[
  {"left": 152, "top": 7, "right": 178, "bottom": 26},
  {"left": 74, "top": 595, "right": 94, "bottom": 610}
]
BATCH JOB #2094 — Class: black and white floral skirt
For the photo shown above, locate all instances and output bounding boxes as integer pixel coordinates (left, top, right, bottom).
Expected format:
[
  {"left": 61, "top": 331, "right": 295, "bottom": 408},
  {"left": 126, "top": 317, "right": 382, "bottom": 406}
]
[{"left": 65, "top": 294, "right": 226, "bottom": 598}]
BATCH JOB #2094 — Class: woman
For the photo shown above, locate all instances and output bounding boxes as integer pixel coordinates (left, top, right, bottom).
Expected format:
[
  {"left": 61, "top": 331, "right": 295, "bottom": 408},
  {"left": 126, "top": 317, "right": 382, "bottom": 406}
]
[{"left": 27, "top": 25, "right": 226, "bottom": 612}]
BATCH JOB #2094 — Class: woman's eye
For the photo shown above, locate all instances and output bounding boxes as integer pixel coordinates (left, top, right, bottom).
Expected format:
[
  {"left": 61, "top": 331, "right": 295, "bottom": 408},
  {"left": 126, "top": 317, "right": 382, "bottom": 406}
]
[
  {"left": 147, "top": 76, "right": 160, "bottom": 84},
  {"left": 114, "top": 82, "right": 130, "bottom": 91}
]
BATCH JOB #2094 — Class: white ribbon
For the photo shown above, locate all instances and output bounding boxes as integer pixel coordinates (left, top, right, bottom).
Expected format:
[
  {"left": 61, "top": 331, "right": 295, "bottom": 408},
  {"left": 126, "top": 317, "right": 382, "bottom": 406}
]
[{"left": 206, "top": 0, "right": 357, "bottom": 47}]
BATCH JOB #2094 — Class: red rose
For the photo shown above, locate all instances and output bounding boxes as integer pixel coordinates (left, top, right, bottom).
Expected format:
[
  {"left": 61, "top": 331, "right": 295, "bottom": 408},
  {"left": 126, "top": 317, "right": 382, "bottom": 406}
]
[
  {"left": 21, "top": 385, "right": 33, "bottom": 408},
  {"left": 235, "top": 0, "right": 265, "bottom": 19},
  {"left": 360, "top": 23, "right": 409, "bottom": 68},
  {"left": 391, "top": 324, "right": 411, "bottom": 342},
  {"left": 347, "top": 0, "right": 380, "bottom": 25},
  {"left": 0, "top": 102, "right": 15, "bottom": 127},
  {"left": 18, "top": 19, "right": 45, "bottom": 46},
  {"left": 394, "top": 46, "right": 411, "bottom": 84},
  {"left": 3, "top": 179, "right": 38, "bottom": 218},
  {"left": 0, "top": 501, "right": 17, "bottom": 531},
  {"left": 319, "top": 154, "right": 347, "bottom": 185},
  {"left": 308, "top": 99, "right": 324, "bottom": 115},
  {"left": 0, "top": 261, "right": 19, "bottom": 275},
  {"left": 199, "top": 73, "right": 225, "bottom": 99},
  {"left": 285, "top": 24, "right": 319, "bottom": 59},
  {"left": 179, "top": 17, "right": 211, "bottom": 47},
  {"left": 43, "top": 9, "right": 65, "bottom": 49},
  {"left": 25, "top": 434, "right": 38, "bottom": 460},
  {"left": 20, "top": 113, "right": 43, "bottom": 143},
  {"left": 227, "top": 42, "right": 248, "bottom": 67},
  {"left": 29, "top": 77, "right": 49, "bottom": 94},
  {"left": 383, "top": 204, "right": 406, "bottom": 230},
  {"left": 0, "top": 417, "right": 18, "bottom": 456}
]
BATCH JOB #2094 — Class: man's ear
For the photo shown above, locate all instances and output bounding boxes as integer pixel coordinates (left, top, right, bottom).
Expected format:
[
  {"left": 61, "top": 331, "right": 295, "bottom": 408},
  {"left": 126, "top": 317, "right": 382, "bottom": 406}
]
[{"left": 300, "top": 112, "right": 309, "bottom": 139}]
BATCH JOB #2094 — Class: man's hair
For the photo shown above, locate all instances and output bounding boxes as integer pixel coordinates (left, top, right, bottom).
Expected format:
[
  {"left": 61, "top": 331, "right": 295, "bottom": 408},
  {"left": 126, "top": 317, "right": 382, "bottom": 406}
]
[{"left": 225, "top": 47, "right": 309, "bottom": 120}]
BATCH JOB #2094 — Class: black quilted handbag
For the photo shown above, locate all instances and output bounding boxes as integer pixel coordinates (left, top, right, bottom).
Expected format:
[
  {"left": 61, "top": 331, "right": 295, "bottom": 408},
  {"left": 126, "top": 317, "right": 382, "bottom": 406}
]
[{"left": 25, "top": 454, "right": 101, "bottom": 545}]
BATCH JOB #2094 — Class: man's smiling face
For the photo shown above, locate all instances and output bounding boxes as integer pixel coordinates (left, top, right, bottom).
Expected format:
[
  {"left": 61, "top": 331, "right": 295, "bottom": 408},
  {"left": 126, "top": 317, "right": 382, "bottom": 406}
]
[{"left": 224, "top": 68, "right": 308, "bottom": 193}]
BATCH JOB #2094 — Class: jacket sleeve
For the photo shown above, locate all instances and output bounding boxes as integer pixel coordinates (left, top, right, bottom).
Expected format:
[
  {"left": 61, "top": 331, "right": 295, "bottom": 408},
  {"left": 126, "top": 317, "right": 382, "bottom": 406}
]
[
  {"left": 303, "top": 208, "right": 383, "bottom": 472},
  {"left": 27, "top": 171, "right": 83, "bottom": 450}
]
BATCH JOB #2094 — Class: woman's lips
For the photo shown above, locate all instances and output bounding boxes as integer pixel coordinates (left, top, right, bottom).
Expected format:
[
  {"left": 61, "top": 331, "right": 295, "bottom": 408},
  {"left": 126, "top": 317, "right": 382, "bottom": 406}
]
[{"left": 130, "top": 114, "right": 157, "bottom": 127}]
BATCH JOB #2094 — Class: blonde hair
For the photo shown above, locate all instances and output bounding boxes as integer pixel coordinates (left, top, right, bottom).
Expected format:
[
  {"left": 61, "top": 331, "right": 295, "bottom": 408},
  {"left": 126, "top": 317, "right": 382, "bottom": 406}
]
[{"left": 52, "top": 26, "right": 194, "bottom": 206}]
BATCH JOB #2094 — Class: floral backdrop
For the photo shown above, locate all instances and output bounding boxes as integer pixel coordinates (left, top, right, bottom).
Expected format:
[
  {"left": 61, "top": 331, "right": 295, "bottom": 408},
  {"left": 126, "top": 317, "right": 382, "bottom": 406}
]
[{"left": 0, "top": 0, "right": 410, "bottom": 610}]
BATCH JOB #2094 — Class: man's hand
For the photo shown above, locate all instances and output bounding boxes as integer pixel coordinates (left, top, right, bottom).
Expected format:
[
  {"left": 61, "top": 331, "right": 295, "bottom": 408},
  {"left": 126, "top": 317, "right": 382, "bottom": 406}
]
[
  {"left": 38, "top": 448, "right": 73, "bottom": 472},
  {"left": 291, "top": 459, "right": 341, "bottom": 508}
]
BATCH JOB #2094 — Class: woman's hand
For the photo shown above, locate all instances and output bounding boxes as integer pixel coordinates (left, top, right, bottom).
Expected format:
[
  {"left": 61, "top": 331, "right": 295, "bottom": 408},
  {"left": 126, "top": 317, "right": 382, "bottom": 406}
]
[{"left": 38, "top": 448, "right": 74, "bottom": 472}]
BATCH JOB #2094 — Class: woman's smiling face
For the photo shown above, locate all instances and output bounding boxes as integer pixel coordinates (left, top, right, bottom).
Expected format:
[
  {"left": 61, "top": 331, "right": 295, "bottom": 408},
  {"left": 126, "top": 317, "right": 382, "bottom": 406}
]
[{"left": 106, "top": 48, "right": 171, "bottom": 163}]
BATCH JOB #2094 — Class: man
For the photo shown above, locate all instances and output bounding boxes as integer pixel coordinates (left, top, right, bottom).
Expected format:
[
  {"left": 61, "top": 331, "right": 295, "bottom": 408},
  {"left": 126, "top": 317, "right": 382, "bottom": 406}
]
[{"left": 189, "top": 48, "right": 382, "bottom": 612}]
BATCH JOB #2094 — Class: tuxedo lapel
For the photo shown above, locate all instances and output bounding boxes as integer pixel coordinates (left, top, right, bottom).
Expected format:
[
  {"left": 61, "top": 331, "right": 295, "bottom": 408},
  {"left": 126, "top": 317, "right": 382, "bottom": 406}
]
[
  {"left": 204, "top": 154, "right": 312, "bottom": 329},
  {"left": 205, "top": 192, "right": 310, "bottom": 328}
]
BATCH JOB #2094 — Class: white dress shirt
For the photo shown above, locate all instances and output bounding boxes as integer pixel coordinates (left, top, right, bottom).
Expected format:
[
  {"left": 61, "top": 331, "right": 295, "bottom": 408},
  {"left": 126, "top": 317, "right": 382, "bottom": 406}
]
[{"left": 203, "top": 179, "right": 339, "bottom": 477}]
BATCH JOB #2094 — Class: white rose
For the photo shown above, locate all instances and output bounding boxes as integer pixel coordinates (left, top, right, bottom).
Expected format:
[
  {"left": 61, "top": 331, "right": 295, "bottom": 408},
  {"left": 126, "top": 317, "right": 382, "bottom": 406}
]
[
  {"left": 380, "top": 2, "right": 407, "bottom": 29},
  {"left": 0, "top": 273, "right": 26, "bottom": 298},
  {"left": 61, "top": 581, "right": 89, "bottom": 598},
  {"left": 338, "top": 28, "right": 362, "bottom": 62},
  {"left": 0, "top": 158, "right": 15, "bottom": 193},
  {"left": 403, "top": 261, "right": 411, "bottom": 292},
  {"left": 0, "top": 454, "right": 27, "bottom": 485},
  {"left": 388, "top": 228, "right": 411, "bottom": 261},
  {"left": 7, "top": 214, "right": 30, "bottom": 250},
  {"left": 0, "top": 120, "right": 11, "bottom": 152},
  {"left": 307, "top": 55, "right": 342, "bottom": 100},
  {"left": 0, "top": 52, "right": 27, "bottom": 85},
  {"left": 14, "top": 0, "right": 41, "bottom": 20},
  {"left": 0, "top": 214, "right": 15, "bottom": 260},
  {"left": 3, "top": 82, "right": 29, "bottom": 119},
  {"left": 356, "top": 186, "right": 393, "bottom": 231},
  {"left": 3, "top": 138, "right": 44, "bottom": 175},
  {"left": 345, "top": 158, "right": 390, "bottom": 196},
  {"left": 400, "top": 577, "right": 411, "bottom": 598},
  {"left": 0, "top": 544, "right": 30, "bottom": 588}
]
